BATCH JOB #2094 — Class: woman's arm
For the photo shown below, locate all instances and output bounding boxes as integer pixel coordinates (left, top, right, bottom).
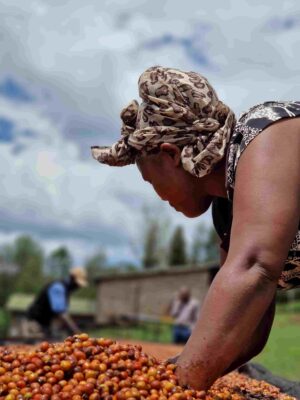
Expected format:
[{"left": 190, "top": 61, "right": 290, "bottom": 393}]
[
  {"left": 176, "top": 118, "right": 300, "bottom": 390},
  {"left": 169, "top": 248, "right": 275, "bottom": 369},
  {"left": 218, "top": 248, "right": 276, "bottom": 375},
  {"left": 224, "top": 295, "right": 276, "bottom": 374},
  {"left": 219, "top": 247, "right": 228, "bottom": 267}
]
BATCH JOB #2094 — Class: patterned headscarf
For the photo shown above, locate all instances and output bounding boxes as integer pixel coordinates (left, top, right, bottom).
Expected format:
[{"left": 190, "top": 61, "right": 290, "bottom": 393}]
[{"left": 91, "top": 66, "right": 236, "bottom": 177}]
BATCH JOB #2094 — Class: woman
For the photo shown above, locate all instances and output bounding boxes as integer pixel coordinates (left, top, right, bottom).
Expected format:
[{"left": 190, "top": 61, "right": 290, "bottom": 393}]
[{"left": 91, "top": 66, "right": 300, "bottom": 390}]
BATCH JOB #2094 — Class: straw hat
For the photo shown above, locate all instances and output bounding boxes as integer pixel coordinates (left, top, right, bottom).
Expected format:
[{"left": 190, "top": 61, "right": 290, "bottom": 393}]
[{"left": 70, "top": 267, "right": 88, "bottom": 287}]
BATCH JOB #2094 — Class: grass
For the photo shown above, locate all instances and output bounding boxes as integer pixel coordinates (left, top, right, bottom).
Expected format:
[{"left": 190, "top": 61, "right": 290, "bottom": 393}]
[
  {"left": 254, "top": 302, "right": 300, "bottom": 380},
  {"left": 88, "top": 321, "right": 173, "bottom": 344},
  {"left": 0, "top": 309, "right": 10, "bottom": 336}
]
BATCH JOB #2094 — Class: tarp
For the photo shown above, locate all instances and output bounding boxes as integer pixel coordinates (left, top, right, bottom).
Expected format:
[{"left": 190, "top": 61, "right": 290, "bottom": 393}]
[{"left": 238, "top": 363, "right": 300, "bottom": 398}]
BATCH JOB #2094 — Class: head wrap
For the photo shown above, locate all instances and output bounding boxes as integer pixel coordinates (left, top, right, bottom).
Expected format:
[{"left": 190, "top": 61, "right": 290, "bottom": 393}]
[{"left": 91, "top": 66, "right": 236, "bottom": 177}]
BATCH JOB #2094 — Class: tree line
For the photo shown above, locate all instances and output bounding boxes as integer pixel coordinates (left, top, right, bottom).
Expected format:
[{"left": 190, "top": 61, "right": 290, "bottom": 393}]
[
  {"left": 143, "top": 222, "right": 219, "bottom": 268},
  {"left": 0, "top": 221, "right": 219, "bottom": 306}
]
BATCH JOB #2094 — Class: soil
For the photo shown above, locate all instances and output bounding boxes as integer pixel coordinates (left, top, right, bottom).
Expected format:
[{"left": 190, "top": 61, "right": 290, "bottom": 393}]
[{"left": 118, "top": 339, "right": 183, "bottom": 360}]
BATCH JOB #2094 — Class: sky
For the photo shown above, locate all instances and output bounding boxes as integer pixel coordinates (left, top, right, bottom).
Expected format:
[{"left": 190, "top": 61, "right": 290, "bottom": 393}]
[{"left": 0, "top": 0, "right": 299, "bottom": 266}]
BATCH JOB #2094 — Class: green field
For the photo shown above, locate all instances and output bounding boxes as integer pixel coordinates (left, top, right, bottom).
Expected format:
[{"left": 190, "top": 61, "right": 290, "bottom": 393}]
[
  {"left": 88, "top": 302, "right": 300, "bottom": 381},
  {"left": 88, "top": 320, "right": 173, "bottom": 344},
  {"left": 254, "top": 302, "right": 300, "bottom": 380}
]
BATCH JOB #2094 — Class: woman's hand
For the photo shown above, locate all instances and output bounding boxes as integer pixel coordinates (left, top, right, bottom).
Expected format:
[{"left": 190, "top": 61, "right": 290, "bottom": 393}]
[
  {"left": 166, "top": 354, "right": 180, "bottom": 365},
  {"left": 167, "top": 353, "right": 213, "bottom": 390},
  {"left": 175, "top": 352, "right": 214, "bottom": 390}
]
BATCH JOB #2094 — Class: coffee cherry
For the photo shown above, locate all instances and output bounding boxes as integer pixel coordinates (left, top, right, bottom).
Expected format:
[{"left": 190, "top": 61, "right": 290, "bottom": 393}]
[{"left": 0, "top": 335, "right": 292, "bottom": 400}]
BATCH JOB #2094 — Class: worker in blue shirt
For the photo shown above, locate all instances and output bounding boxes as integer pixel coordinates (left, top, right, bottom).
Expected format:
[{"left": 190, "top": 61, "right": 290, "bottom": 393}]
[{"left": 26, "top": 267, "right": 88, "bottom": 338}]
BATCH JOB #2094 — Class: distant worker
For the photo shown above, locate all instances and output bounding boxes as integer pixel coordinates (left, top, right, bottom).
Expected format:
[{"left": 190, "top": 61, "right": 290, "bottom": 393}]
[
  {"left": 24, "top": 267, "right": 88, "bottom": 339},
  {"left": 168, "top": 287, "right": 200, "bottom": 344}
]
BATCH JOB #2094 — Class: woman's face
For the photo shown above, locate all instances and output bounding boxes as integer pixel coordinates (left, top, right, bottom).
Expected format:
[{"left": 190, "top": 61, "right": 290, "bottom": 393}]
[{"left": 136, "top": 145, "right": 213, "bottom": 218}]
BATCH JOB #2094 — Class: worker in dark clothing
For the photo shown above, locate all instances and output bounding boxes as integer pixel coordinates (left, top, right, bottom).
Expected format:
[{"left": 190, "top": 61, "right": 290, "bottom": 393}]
[{"left": 24, "top": 267, "right": 88, "bottom": 339}]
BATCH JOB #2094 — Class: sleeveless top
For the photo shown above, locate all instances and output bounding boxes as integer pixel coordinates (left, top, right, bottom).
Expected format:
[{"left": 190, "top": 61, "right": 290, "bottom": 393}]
[{"left": 212, "top": 101, "right": 300, "bottom": 290}]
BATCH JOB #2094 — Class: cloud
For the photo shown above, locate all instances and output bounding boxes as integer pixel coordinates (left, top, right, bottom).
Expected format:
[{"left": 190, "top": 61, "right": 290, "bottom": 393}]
[
  {"left": 0, "top": 0, "right": 299, "bottom": 264},
  {"left": 0, "top": 91, "right": 204, "bottom": 265},
  {"left": 0, "top": 97, "right": 135, "bottom": 254},
  {"left": 266, "top": 14, "right": 300, "bottom": 32}
]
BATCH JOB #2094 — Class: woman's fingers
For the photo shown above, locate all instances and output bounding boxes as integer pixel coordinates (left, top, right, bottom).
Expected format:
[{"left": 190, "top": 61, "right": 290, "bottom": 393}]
[{"left": 166, "top": 353, "right": 180, "bottom": 364}]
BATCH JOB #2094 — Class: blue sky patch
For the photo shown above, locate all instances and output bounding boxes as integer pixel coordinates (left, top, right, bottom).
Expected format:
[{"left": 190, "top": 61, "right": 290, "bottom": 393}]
[
  {"left": 0, "top": 78, "right": 33, "bottom": 102},
  {"left": 0, "top": 118, "right": 14, "bottom": 142},
  {"left": 142, "top": 32, "right": 212, "bottom": 68}
]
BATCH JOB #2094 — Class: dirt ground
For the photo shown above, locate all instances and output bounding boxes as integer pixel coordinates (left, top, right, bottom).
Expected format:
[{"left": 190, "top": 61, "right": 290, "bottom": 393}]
[{"left": 118, "top": 339, "right": 183, "bottom": 361}]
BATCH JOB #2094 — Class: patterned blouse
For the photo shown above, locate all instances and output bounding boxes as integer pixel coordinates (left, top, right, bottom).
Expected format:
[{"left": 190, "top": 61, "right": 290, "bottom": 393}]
[{"left": 212, "top": 101, "right": 300, "bottom": 290}]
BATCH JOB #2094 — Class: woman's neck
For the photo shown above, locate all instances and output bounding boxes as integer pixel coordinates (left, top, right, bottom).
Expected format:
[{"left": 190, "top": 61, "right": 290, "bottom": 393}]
[{"left": 204, "top": 159, "right": 228, "bottom": 198}]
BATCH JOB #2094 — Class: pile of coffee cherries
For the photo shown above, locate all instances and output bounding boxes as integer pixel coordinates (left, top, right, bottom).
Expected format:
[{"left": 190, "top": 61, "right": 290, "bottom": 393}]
[{"left": 0, "top": 334, "right": 295, "bottom": 400}]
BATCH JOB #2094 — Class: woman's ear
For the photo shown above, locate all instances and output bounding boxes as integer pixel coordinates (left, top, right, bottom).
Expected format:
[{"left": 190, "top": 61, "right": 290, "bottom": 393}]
[{"left": 160, "top": 143, "right": 181, "bottom": 166}]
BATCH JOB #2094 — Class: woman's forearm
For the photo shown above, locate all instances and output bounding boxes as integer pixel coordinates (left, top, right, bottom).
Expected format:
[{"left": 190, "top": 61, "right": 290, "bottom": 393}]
[
  {"left": 224, "top": 296, "right": 275, "bottom": 374},
  {"left": 176, "top": 261, "right": 278, "bottom": 389}
]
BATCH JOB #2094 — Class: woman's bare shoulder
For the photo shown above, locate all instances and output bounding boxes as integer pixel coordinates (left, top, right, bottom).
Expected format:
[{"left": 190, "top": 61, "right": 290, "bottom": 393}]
[
  {"left": 266, "top": 114, "right": 300, "bottom": 133},
  {"left": 238, "top": 116, "right": 300, "bottom": 168}
]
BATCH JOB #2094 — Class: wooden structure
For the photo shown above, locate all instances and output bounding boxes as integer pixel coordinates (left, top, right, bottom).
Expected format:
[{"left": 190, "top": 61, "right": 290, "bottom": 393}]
[{"left": 94, "top": 262, "right": 219, "bottom": 325}]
